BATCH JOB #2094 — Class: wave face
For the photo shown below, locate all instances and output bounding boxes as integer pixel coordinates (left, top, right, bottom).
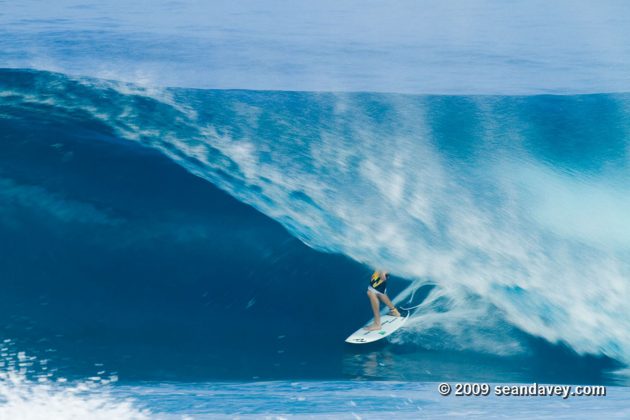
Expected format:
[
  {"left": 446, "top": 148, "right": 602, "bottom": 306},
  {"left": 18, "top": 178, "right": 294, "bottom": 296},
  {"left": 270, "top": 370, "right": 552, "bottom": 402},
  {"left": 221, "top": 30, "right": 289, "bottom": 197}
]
[{"left": 0, "top": 69, "right": 629, "bottom": 382}]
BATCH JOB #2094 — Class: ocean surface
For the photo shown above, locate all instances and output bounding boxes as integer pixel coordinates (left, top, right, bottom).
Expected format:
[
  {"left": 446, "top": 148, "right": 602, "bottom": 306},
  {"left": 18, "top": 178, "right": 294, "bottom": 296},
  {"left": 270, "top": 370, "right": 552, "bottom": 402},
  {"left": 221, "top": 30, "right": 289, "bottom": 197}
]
[{"left": 2, "top": 1, "right": 630, "bottom": 418}]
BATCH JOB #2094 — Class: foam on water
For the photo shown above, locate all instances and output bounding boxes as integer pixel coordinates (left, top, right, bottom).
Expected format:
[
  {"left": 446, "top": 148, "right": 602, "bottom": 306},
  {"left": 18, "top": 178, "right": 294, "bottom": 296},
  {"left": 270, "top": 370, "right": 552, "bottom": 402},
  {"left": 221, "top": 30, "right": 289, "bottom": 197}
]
[
  {"left": 2, "top": 69, "right": 630, "bottom": 369},
  {"left": 0, "top": 341, "right": 149, "bottom": 420},
  {"left": 1, "top": 337, "right": 628, "bottom": 418},
  {"left": 111, "top": 380, "right": 630, "bottom": 419},
  {"left": 141, "top": 89, "right": 630, "bottom": 364}
]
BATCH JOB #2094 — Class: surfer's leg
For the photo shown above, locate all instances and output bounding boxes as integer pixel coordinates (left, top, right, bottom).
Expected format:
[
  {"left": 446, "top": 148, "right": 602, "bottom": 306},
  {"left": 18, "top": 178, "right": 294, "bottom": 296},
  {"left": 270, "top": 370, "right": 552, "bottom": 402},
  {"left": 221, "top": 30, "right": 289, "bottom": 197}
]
[
  {"left": 364, "top": 290, "right": 382, "bottom": 330},
  {"left": 378, "top": 294, "right": 401, "bottom": 317}
]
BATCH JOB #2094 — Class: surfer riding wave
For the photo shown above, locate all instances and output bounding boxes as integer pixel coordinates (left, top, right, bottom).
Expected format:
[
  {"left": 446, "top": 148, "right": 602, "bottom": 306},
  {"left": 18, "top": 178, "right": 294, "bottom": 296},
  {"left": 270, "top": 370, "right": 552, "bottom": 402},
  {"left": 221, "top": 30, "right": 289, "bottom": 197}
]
[{"left": 364, "top": 270, "right": 401, "bottom": 331}]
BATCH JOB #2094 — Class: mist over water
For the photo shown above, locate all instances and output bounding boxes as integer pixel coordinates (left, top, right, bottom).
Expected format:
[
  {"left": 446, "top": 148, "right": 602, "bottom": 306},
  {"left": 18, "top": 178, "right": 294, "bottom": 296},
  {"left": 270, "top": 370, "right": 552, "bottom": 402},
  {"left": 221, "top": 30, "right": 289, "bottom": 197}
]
[
  {"left": 161, "top": 90, "right": 630, "bottom": 363},
  {"left": 4, "top": 69, "right": 629, "bottom": 366},
  {"left": 3, "top": 1, "right": 630, "bottom": 417}
]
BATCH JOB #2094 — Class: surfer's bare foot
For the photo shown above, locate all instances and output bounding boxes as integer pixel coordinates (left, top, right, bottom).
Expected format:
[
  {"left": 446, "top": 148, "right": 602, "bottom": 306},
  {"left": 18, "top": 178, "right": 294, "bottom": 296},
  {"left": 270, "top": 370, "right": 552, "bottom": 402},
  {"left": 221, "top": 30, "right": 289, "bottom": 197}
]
[
  {"left": 389, "top": 307, "right": 401, "bottom": 317},
  {"left": 364, "top": 324, "right": 382, "bottom": 331}
]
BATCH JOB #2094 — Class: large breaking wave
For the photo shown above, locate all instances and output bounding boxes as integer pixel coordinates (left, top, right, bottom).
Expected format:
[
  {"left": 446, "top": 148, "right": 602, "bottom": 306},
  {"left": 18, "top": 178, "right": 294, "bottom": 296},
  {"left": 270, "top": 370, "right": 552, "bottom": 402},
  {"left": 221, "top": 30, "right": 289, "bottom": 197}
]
[{"left": 2, "top": 68, "right": 630, "bottom": 368}]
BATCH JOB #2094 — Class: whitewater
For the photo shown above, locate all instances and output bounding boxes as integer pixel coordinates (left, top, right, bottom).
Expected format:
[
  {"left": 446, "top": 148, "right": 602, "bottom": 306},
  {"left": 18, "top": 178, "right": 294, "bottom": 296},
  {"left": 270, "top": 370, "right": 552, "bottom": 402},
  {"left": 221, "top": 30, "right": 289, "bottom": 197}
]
[
  {"left": 3, "top": 1, "right": 630, "bottom": 418},
  {"left": 5, "top": 69, "right": 629, "bottom": 363}
]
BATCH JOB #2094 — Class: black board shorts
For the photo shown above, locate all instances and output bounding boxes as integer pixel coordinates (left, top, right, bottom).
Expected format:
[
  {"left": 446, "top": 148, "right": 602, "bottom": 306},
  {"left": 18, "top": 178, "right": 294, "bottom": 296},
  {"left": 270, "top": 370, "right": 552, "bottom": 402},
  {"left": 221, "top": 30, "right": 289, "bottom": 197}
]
[{"left": 367, "top": 282, "right": 387, "bottom": 295}]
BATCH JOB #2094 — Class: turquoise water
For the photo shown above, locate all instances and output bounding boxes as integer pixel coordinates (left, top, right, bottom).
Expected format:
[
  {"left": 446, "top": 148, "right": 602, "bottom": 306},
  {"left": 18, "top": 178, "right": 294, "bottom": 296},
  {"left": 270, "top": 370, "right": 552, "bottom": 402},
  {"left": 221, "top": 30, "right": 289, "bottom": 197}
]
[{"left": 2, "top": 1, "right": 630, "bottom": 417}]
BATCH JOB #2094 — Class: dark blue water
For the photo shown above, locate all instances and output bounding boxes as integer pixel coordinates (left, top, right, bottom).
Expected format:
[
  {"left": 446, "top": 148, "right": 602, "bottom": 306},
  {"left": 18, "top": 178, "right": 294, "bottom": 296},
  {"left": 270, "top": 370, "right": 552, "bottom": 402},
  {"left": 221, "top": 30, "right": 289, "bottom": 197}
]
[
  {"left": 3, "top": 2, "right": 630, "bottom": 416},
  {"left": 0, "top": 78, "right": 365, "bottom": 381},
  {"left": 0, "top": 68, "right": 625, "bottom": 384}
]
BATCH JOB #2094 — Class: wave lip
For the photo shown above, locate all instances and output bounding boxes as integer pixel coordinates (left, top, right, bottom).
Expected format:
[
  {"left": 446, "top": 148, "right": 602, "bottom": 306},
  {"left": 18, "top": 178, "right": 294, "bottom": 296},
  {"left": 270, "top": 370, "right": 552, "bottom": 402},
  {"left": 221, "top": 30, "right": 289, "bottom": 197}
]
[{"left": 1, "top": 68, "right": 630, "bottom": 375}]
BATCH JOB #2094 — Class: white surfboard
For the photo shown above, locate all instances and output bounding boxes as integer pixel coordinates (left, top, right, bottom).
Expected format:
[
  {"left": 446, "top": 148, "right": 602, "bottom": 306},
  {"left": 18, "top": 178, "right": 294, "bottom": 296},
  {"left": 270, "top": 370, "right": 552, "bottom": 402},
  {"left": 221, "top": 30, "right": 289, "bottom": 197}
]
[{"left": 345, "top": 313, "right": 408, "bottom": 344}]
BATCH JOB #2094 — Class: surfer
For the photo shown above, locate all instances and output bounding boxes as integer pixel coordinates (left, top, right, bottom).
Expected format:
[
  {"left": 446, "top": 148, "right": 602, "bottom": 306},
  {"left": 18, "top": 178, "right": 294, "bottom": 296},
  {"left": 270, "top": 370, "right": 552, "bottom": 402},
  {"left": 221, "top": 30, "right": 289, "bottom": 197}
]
[{"left": 364, "top": 270, "right": 401, "bottom": 331}]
